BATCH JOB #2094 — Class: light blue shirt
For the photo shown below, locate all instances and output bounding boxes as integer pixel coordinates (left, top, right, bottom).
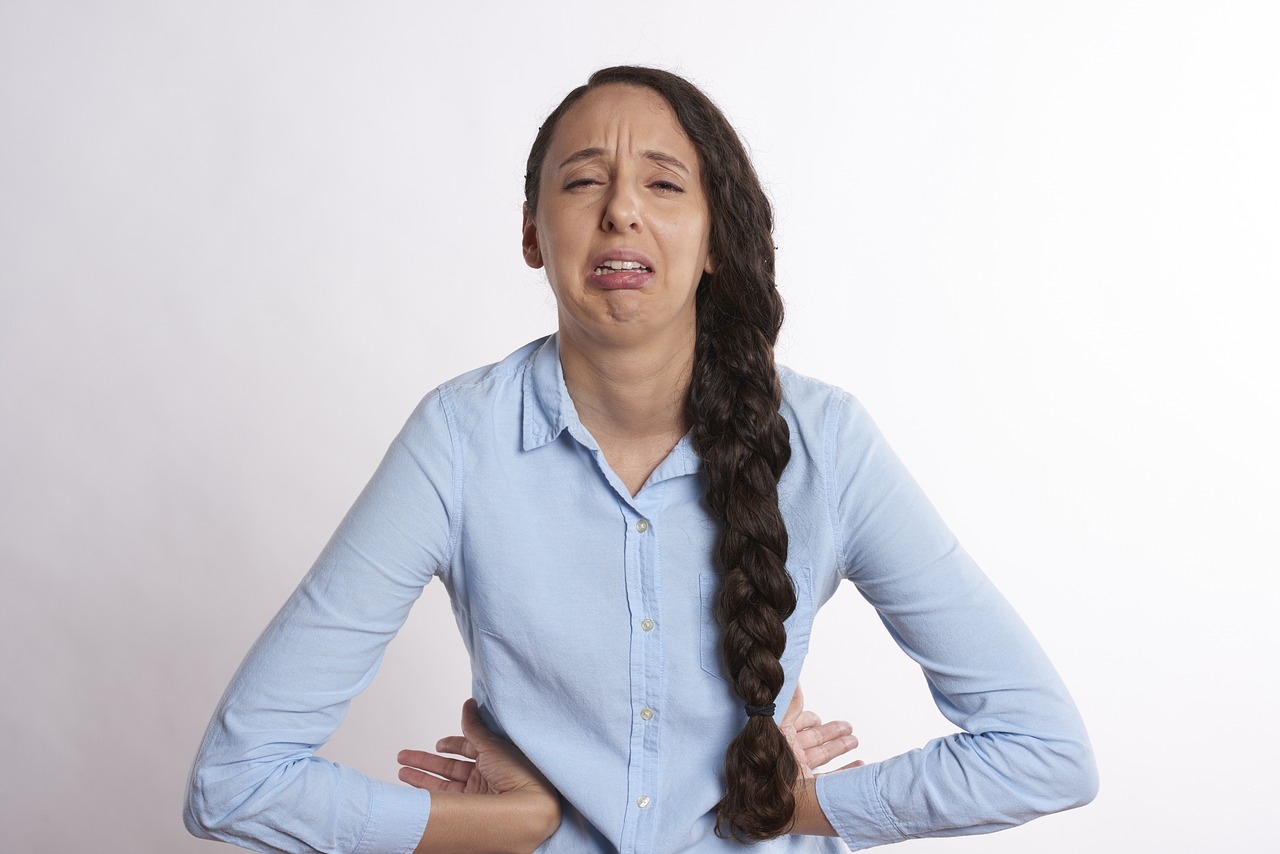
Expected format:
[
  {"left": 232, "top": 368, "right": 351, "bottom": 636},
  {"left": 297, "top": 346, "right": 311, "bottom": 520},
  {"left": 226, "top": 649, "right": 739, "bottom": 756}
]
[{"left": 185, "top": 334, "right": 1096, "bottom": 853}]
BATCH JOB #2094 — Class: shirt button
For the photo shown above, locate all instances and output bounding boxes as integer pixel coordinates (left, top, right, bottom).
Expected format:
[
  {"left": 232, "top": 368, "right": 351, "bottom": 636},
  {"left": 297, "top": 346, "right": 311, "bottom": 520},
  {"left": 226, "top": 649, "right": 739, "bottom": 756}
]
[
  {"left": 641, "top": 618, "right": 655, "bottom": 632},
  {"left": 636, "top": 795, "right": 651, "bottom": 809},
  {"left": 640, "top": 707, "right": 655, "bottom": 721},
  {"left": 635, "top": 519, "right": 650, "bottom": 533}
]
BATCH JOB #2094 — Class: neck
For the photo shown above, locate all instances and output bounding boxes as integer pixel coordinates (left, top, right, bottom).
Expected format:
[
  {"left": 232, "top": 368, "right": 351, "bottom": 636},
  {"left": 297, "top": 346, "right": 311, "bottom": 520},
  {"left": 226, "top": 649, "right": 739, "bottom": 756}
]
[{"left": 557, "top": 324, "right": 694, "bottom": 443}]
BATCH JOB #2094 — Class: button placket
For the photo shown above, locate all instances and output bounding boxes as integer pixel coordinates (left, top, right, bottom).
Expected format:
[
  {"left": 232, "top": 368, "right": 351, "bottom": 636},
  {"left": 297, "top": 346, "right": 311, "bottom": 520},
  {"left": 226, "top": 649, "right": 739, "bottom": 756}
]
[{"left": 622, "top": 499, "right": 664, "bottom": 848}]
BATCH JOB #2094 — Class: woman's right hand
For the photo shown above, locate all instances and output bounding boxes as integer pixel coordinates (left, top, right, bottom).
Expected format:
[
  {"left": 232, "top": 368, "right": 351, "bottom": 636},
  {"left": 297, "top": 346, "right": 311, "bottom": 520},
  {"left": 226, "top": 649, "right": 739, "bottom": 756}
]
[
  {"left": 400, "top": 699, "right": 561, "bottom": 854},
  {"left": 780, "top": 684, "right": 863, "bottom": 779},
  {"left": 398, "top": 698, "right": 555, "bottom": 796}
]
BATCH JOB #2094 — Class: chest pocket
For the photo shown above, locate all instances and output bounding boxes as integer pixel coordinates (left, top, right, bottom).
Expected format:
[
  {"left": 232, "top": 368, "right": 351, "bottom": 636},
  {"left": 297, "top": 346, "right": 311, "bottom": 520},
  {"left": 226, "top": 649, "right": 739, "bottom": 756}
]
[{"left": 699, "top": 564, "right": 815, "bottom": 684}]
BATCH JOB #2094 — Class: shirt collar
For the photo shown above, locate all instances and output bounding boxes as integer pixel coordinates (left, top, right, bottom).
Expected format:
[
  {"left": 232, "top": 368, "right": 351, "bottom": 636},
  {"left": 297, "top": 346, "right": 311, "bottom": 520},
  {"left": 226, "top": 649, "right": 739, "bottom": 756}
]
[
  {"left": 520, "top": 332, "right": 701, "bottom": 480},
  {"left": 650, "top": 434, "right": 701, "bottom": 481},
  {"left": 522, "top": 334, "right": 574, "bottom": 451}
]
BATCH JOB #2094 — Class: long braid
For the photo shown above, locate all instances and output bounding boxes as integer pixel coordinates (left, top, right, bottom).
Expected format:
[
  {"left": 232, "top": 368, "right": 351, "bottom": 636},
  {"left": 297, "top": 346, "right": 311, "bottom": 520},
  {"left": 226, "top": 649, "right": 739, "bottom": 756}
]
[
  {"left": 690, "top": 170, "right": 797, "bottom": 841},
  {"left": 525, "top": 66, "right": 798, "bottom": 841}
]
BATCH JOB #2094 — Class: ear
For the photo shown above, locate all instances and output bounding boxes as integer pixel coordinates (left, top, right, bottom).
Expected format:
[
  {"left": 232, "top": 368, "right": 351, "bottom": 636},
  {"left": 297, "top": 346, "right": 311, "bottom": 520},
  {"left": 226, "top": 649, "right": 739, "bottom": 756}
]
[
  {"left": 522, "top": 204, "right": 544, "bottom": 269},
  {"left": 703, "top": 253, "right": 716, "bottom": 275}
]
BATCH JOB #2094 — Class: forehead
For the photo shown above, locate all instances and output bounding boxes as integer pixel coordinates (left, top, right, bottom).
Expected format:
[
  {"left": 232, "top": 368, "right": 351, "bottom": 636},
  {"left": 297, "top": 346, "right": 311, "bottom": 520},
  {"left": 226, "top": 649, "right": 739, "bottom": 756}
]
[{"left": 548, "top": 84, "right": 700, "bottom": 170}]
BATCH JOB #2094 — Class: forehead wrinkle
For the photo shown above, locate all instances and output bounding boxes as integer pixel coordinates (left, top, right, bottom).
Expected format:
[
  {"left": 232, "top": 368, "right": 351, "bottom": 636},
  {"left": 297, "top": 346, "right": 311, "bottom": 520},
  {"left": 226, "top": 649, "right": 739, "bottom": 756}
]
[
  {"left": 549, "top": 89, "right": 699, "bottom": 177},
  {"left": 554, "top": 145, "right": 694, "bottom": 178},
  {"left": 556, "top": 147, "right": 606, "bottom": 171},
  {"left": 640, "top": 150, "right": 691, "bottom": 177}
]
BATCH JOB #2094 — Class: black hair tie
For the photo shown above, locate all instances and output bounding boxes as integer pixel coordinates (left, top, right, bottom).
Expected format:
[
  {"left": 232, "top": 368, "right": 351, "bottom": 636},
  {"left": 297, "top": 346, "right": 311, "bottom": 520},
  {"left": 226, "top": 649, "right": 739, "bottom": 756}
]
[{"left": 744, "top": 702, "right": 776, "bottom": 718}]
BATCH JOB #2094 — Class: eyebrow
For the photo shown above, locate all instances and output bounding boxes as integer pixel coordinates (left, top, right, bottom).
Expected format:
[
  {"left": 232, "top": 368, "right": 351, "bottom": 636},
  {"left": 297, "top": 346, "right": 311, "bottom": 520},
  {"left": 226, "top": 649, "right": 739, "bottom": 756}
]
[{"left": 556, "top": 148, "right": 692, "bottom": 177}]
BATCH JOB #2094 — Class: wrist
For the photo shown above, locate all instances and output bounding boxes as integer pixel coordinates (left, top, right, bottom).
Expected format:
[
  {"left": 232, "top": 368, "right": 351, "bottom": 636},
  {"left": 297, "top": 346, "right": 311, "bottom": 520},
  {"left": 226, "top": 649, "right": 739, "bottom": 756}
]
[
  {"left": 414, "top": 788, "right": 560, "bottom": 854},
  {"left": 505, "top": 786, "right": 561, "bottom": 852},
  {"left": 789, "top": 777, "right": 837, "bottom": 837}
]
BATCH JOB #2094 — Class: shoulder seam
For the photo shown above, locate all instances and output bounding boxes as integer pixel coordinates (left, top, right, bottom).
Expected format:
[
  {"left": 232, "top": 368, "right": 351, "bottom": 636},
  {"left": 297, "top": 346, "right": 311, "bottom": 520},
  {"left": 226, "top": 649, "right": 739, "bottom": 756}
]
[
  {"left": 777, "top": 363, "right": 843, "bottom": 393},
  {"left": 434, "top": 385, "right": 464, "bottom": 576},
  {"left": 437, "top": 336, "right": 549, "bottom": 394},
  {"left": 822, "top": 386, "right": 852, "bottom": 575}
]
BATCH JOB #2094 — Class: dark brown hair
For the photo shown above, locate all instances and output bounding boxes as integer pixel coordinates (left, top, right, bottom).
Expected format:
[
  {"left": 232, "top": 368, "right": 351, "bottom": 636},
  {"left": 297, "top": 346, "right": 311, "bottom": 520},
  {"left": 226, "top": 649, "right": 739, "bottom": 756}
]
[{"left": 525, "top": 67, "right": 796, "bottom": 841}]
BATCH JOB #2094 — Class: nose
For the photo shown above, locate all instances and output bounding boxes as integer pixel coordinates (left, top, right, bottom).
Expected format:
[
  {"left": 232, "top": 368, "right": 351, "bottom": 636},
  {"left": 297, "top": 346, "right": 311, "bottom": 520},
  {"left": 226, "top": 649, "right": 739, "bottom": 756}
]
[{"left": 601, "top": 179, "right": 642, "bottom": 233}]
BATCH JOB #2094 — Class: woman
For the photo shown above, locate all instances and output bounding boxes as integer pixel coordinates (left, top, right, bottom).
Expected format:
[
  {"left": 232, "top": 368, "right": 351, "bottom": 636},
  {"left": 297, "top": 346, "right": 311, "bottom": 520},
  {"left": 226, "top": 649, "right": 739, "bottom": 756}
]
[{"left": 185, "top": 67, "right": 1097, "bottom": 853}]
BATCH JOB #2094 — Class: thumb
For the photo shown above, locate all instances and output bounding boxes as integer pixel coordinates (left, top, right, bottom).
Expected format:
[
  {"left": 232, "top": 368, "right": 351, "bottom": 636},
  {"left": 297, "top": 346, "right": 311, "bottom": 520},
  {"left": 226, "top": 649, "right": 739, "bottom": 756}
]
[
  {"left": 460, "top": 698, "right": 495, "bottom": 746},
  {"left": 781, "top": 682, "right": 805, "bottom": 727}
]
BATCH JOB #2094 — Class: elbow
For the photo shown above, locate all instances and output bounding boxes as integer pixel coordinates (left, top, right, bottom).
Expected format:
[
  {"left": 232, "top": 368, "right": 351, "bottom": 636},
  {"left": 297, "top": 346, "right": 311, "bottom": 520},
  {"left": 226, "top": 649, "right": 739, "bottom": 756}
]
[
  {"left": 1058, "top": 738, "right": 1099, "bottom": 810},
  {"left": 183, "top": 761, "right": 250, "bottom": 843},
  {"left": 183, "top": 769, "right": 222, "bottom": 841},
  {"left": 1027, "top": 734, "right": 1099, "bottom": 816},
  {"left": 183, "top": 804, "right": 214, "bottom": 842},
  {"left": 974, "top": 729, "right": 1098, "bottom": 825}
]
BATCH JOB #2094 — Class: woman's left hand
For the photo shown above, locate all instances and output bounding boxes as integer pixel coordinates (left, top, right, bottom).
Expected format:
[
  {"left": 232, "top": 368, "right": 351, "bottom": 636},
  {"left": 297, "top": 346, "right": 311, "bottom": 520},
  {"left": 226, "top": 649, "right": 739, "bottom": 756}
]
[{"left": 781, "top": 683, "right": 862, "bottom": 779}]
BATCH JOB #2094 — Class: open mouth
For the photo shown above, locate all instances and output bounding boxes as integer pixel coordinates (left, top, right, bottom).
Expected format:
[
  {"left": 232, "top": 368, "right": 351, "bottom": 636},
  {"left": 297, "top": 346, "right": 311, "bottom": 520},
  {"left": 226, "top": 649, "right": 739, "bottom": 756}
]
[{"left": 594, "top": 260, "right": 653, "bottom": 275}]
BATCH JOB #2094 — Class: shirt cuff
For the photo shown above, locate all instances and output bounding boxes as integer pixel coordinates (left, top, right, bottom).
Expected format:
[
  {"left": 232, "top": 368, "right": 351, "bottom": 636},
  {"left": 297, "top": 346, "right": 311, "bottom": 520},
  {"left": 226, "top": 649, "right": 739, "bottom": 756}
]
[
  {"left": 815, "top": 764, "right": 907, "bottom": 851},
  {"left": 356, "top": 780, "right": 431, "bottom": 854}
]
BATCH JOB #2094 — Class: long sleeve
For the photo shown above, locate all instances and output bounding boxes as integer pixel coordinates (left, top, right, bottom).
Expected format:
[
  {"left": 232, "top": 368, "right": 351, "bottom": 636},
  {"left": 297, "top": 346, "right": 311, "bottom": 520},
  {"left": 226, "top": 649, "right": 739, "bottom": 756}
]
[
  {"left": 184, "top": 390, "right": 457, "bottom": 854},
  {"left": 813, "top": 392, "right": 1098, "bottom": 850}
]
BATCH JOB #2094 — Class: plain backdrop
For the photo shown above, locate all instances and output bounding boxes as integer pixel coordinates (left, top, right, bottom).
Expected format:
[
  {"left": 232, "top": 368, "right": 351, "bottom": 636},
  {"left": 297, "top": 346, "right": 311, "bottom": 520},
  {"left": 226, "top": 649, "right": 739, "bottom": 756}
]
[{"left": 2, "top": 2, "right": 1276, "bottom": 852}]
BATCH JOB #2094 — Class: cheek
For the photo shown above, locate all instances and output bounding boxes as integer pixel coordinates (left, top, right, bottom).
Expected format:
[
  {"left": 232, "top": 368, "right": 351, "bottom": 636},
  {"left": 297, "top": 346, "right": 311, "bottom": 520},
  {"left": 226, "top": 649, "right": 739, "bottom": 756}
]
[{"left": 538, "top": 212, "right": 581, "bottom": 265}]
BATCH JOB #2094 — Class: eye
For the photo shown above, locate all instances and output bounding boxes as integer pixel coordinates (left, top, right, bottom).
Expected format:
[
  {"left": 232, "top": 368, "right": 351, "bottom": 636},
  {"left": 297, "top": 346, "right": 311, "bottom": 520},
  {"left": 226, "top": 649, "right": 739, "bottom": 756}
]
[
  {"left": 564, "top": 177, "right": 602, "bottom": 191},
  {"left": 651, "top": 180, "right": 685, "bottom": 194}
]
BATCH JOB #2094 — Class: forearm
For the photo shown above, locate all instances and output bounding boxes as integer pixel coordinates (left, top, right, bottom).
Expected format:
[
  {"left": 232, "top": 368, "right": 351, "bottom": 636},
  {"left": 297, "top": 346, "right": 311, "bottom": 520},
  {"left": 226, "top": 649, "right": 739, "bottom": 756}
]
[{"left": 413, "top": 791, "right": 561, "bottom": 854}]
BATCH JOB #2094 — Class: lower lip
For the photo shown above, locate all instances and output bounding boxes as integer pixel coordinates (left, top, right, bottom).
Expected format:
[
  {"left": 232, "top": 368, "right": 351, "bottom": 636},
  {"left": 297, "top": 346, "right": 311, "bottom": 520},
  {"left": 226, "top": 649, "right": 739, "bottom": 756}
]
[{"left": 589, "top": 269, "right": 653, "bottom": 290}]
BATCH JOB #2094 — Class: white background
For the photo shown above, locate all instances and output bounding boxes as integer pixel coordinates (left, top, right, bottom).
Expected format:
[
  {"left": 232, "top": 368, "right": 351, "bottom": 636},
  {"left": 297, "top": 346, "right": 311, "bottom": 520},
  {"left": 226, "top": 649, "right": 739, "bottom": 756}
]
[{"left": 2, "top": 2, "right": 1276, "bottom": 852}]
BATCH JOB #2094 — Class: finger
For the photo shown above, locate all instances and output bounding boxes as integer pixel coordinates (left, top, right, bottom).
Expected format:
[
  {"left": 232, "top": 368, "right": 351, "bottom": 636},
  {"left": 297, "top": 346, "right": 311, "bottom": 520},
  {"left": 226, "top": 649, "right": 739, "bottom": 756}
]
[
  {"left": 397, "top": 748, "right": 437, "bottom": 768},
  {"left": 398, "top": 764, "right": 467, "bottom": 793},
  {"left": 795, "top": 719, "right": 854, "bottom": 750},
  {"left": 790, "top": 710, "right": 822, "bottom": 733},
  {"left": 397, "top": 749, "right": 477, "bottom": 783},
  {"left": 804, "top": 734, "right": 861, "bottom": 770},
  {"left": 781, "top": 683, "right": 805, "bottom": 726},
  {"left": 434, "top": 735, "right": 479, "bottom": 760}
]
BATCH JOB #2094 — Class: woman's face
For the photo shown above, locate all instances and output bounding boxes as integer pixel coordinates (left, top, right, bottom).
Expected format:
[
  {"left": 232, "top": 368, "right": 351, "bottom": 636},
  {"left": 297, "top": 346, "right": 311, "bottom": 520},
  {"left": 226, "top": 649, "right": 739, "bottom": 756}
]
[{"left": 523, "top": 84, "right": 714, "bottom": 350}]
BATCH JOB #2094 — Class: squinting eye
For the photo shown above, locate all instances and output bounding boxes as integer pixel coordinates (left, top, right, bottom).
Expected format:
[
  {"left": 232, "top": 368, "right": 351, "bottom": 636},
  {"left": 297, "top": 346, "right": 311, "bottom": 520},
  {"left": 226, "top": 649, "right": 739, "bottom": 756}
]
[
  {"left": 564, "top": 178, "right": 601, "bottom": 190},
  {"left": 652, "top": 181, "right": 685, "bottom": 193}
]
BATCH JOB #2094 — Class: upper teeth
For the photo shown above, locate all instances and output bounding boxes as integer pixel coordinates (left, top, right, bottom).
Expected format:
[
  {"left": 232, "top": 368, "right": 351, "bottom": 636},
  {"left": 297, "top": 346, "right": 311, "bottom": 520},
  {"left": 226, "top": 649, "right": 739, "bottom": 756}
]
[{"left": 597, "top": 260, "right": 650, "bottom": 272}]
